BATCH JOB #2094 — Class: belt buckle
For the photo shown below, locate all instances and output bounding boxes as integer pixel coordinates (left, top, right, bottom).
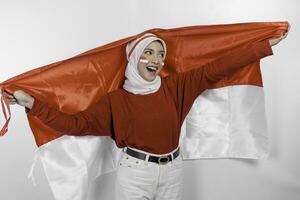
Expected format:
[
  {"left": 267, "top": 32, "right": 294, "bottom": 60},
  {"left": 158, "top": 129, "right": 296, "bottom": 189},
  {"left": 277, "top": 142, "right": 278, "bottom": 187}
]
[{"left": 158, "top": 156, "right": 170, "bottom": 165}]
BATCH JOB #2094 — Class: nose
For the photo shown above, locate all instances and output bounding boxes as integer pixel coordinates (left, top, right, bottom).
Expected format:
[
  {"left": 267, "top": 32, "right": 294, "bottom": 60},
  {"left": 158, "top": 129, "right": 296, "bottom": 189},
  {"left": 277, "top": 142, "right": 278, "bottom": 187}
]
[{"left": 150, "top": 54, "right": 161, "bottom": 65}]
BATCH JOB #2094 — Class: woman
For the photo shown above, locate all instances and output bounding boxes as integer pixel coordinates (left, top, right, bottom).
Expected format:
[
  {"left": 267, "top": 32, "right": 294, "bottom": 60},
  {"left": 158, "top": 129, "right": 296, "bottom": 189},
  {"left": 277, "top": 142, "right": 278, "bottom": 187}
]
[{"left": 2, "top": 28, "right": 288, "bottom": 200}]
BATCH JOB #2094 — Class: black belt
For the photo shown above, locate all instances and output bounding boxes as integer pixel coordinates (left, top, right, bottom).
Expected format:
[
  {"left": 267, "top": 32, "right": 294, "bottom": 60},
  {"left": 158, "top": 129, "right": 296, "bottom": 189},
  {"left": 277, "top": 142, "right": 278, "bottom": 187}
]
[{"left": 123, "top": 147, "right": 180, "bottom": 165}]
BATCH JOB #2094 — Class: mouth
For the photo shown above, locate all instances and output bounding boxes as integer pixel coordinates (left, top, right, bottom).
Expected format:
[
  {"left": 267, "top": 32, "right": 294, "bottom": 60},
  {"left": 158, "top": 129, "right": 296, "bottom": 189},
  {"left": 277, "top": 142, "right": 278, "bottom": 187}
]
[{"left": 146, "top": 66, "right": 159, "bottom": 74}]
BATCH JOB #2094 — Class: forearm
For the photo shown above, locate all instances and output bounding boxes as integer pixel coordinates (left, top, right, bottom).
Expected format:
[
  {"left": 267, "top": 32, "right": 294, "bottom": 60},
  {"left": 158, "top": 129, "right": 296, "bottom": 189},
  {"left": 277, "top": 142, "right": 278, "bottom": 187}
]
[
  {"left": 26, "top": 98, "right": 96, "bottom": 136},
  {"left": 203, "top": 40, "right": 273, "bottom": 85}
]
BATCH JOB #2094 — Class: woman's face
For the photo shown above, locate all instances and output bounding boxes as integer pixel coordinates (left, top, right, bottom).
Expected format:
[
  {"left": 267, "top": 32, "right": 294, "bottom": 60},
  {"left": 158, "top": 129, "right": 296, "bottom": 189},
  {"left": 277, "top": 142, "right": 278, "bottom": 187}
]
[{"left": 137, "top": 40, "right": 165, "bottom": 82}]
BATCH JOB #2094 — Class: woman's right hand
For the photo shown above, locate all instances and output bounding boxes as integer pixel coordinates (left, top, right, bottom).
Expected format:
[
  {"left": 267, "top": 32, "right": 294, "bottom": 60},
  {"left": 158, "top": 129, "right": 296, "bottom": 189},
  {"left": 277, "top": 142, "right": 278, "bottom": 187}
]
[
  {"left": 1, "top": 90, "right": 35, "bottom": 109},
  {"left": 269, "top": 22, "right": 290, "bottom": 46}
]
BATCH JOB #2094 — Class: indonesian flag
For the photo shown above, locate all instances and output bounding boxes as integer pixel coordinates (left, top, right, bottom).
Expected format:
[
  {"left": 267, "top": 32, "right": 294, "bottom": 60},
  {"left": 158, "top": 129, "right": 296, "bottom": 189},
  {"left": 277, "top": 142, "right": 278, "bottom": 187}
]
[{"left": 0, "top": 21, "right": 288, "bottom": 200}]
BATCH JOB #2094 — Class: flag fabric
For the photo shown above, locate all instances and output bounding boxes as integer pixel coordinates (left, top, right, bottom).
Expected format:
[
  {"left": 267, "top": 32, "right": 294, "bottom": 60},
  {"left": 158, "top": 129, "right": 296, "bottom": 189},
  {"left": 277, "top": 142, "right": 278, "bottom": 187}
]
[{"left": 0, "top": 21, "right": 288, "bottom": 200}]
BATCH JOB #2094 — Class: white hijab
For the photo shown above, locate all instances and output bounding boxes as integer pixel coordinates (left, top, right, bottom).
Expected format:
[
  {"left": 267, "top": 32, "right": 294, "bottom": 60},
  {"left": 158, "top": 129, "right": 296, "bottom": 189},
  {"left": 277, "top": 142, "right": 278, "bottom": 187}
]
[{"left": 123, "top": 33, "right": 167, "bottom": 95}]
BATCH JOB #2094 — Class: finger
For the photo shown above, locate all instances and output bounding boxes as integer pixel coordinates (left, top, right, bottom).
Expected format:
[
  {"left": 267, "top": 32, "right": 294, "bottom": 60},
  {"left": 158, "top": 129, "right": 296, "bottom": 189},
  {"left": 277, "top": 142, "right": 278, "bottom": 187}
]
[
  {"left": 6, "top": 94, "right": 16, "bottom": 99},
  {"left": 285, "top": 23, "right": 290, "bottom": 36},
  {"left": 8, "top": 100, "right": 17, "bottom": 104},
  {"left": 3, "top": 94, "right": 14, "bottom": 100},
  {"left": 2, "top": 91, "right": 8, "bottom": 96},
  {"left": 285, "top": 27, "right": 289, "bottom": 35},
  {"left": 7, "top": 95, "right": 15, "bottom": 99},
  {"left": 7, "top": 99, "right": 16, "bottom": 103},
  {"left": 3, "top": 91, "right": 14, "bottom": 99},
  {"left": 3, "top": 90, "right": 12, "bottom": 95},
  {"left": 280, "top": 31, "right": 288, "bottom": 39},
  {"left": 281, "top": 34, "right": 287, "bottom": 39}
]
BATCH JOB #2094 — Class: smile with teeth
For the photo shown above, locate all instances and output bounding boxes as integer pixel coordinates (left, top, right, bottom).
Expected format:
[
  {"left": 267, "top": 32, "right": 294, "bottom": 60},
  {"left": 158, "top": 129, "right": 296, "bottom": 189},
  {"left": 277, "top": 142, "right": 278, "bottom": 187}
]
[{"left": 146, "top": 66, "right": 158, "bottom": 73}]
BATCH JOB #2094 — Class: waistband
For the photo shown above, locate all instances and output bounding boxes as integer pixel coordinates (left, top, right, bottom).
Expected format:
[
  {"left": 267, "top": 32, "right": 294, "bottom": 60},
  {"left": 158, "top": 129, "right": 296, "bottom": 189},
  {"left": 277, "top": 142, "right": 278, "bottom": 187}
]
[
  {"left": 122, "top": 146, "right": 180, "bottom": 165},
  {"left": 123, "top": 146, "right": 180, "bottom": 156}
]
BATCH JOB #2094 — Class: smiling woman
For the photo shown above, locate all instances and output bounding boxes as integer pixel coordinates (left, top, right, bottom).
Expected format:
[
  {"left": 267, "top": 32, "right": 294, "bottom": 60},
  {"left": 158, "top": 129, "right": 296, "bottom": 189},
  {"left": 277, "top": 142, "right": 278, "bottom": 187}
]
[
  {"left": 138, "top": 41, "right": 165, "bottom": 81},
  {"left": 123, "top": 33, "right": 167, "bottom": 95}
]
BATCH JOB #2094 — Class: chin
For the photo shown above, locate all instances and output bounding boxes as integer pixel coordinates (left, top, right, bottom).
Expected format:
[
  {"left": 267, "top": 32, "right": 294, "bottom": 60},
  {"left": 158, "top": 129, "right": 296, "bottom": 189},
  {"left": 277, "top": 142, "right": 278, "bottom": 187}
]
[
  {"left": 145, "top": 77, "right": 155, "bottom": 82},
  {"left": 144, "top": 75, "right": 157, "bottom": 82}
]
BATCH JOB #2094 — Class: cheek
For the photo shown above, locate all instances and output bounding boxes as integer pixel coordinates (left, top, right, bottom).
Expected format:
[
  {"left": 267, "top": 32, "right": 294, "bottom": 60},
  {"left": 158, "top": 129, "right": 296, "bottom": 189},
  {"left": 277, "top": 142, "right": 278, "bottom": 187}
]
[
  {"left": 157, "top": 66, "right": 163, "bottom": 73},
  {"left": 137, "top": 64, "right": 146, "bottom": 75}
]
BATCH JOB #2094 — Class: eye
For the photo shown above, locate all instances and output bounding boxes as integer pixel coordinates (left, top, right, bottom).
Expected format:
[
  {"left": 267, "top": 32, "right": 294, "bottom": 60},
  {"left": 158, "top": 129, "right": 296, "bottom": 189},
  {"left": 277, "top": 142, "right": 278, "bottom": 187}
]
[
  {"left": 160, "top": 53, "right": 164, "bottom": 57},
  {"left": 145, "top": 51, "right": 152, "bottom": 55}
]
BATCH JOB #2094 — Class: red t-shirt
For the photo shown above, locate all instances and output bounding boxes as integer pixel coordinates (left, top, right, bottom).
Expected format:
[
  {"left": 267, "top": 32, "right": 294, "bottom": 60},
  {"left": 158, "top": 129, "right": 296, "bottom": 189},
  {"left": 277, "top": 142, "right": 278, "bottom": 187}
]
[{"left": 26, "top": 40, "right": 273, "bottom": 154}]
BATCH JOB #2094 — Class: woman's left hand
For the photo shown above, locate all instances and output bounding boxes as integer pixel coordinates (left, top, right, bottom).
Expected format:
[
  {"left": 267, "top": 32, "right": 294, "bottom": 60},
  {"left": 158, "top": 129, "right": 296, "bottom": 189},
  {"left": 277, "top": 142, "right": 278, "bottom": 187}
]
[{"left": 269, "top": 22, "right": 291, "bottom": 46}]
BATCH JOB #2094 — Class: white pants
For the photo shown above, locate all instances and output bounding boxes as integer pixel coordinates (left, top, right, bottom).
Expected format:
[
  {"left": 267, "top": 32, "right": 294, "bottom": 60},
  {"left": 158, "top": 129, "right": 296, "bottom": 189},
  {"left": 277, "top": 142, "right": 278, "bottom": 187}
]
[{"left": 114, "top": 147, "right": 184, "bottom": 200}]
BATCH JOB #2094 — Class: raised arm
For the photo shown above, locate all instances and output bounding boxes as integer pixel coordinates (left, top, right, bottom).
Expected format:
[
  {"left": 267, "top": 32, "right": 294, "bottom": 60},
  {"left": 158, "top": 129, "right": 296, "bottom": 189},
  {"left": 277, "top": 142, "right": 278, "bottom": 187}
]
[
  {"left": 164, "top": 39, "right": 273, "bottom": 125},
  {"left": 201, "top": 39, "right": 273, "bottom": 89},
  {"left": 24, "top": 95, "right": 114, "bottom": 137},
  {"left": 0, "top": 88, "right": 116, "bottom": 137}
]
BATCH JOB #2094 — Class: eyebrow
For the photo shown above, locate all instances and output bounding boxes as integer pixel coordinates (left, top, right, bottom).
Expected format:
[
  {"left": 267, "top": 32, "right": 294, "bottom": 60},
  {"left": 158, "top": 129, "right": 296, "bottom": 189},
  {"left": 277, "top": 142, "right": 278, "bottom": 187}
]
[{"left": 144, "top": 48, "right": 165, "bottom": 53}]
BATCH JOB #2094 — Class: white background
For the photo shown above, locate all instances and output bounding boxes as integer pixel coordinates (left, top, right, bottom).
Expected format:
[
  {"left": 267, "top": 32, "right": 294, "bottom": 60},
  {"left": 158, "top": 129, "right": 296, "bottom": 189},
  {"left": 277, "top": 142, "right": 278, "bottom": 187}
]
[{"left": 0, "top": 0, "right": 299, "bottom": 199}]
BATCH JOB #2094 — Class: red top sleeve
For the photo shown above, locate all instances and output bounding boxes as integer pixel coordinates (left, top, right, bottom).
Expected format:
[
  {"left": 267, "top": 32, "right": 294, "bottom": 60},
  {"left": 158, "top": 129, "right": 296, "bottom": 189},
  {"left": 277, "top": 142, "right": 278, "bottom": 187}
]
[
  {"left": 163, "top": 40, "right": 273, "bottom": 125},
  {"left": 26, "top": 94, "right": 114, "bottom": 137}
]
